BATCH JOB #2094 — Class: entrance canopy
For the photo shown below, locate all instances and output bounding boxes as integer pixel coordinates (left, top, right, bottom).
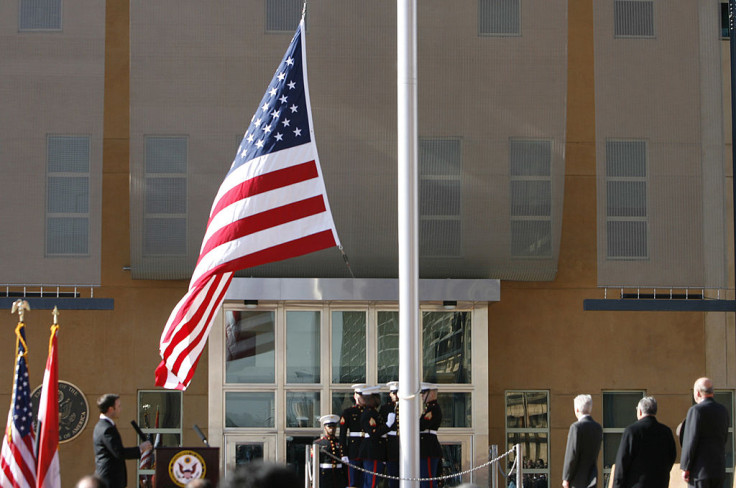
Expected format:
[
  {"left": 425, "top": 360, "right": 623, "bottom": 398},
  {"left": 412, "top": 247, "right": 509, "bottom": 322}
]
[{"left": 225, "top": 278, "right": 500, "bottom": 302}]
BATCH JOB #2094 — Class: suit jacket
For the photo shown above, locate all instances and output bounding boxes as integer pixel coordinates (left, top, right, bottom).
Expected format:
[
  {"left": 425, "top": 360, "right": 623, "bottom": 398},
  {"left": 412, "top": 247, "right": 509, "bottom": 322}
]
[
  {"left": 680, "top": 397, "right": 730, "bottom": 482},
  {"left": 612, "top": 415, "right": 677, "bottom": 488},
  {"left": 93, "top": 418, "right": 142, "bottom": 488},
  {"left": 562, "top": 415, "right": 603, "bottom": 488}
]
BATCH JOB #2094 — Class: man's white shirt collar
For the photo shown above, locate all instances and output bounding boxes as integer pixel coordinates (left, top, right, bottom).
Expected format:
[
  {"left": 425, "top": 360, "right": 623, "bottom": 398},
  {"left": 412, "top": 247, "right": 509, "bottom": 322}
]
[{"left": 100, "top": 413, "right": 115, "bottom": 426}]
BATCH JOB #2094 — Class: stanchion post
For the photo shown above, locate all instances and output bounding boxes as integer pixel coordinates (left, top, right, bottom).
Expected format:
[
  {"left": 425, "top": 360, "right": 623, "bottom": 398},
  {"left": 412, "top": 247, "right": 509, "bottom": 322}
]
[
  {"left": 490, "top": 445, "right": 498, "bottom": 488},
  {"left": 310, "top": 443, "right": 320, "bottom": 488},
  {"left": 515, "top": 444, "right": 522, "bottom": 488}
]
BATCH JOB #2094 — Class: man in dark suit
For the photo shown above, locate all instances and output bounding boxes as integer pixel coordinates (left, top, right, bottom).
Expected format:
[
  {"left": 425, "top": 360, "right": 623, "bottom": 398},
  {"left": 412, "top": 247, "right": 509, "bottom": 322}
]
[
  {"left": 93, "top": 394, "right": 152, "bottom": 488},
  {"left": 562, "top": 394, "right": 603, "bottom": 488},
  {"left": 680, "top": 377, "right": 730, "bottom": 488},
  {"left": 612, "top": 396, "right": 676, "bottom": 488}
]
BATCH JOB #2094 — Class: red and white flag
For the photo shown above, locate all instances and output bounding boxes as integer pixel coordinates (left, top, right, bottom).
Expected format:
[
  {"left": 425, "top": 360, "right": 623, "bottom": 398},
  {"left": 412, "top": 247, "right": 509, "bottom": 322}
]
[
  {"left": 0, "top": 322, "right": 36, "bottom": 488},
  {"left": 35, "top": 323, "right": 60, "bottom": 488},
  {"left": 156, "top": 16, "right": 340, "bottom": 390}
]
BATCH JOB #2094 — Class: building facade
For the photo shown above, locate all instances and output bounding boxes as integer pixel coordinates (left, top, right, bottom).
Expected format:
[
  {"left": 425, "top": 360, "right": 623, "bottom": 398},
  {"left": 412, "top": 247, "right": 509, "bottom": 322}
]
[{"left": 1, "top": 1, "right": 734, "bottom": 487}]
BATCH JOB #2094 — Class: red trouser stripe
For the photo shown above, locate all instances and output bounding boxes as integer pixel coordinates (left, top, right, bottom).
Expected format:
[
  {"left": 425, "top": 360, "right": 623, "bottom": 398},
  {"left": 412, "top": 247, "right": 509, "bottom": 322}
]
[
  {"left": 371, "top": 461, "right": 378, "bottom": 488},
  {"left": 427, "top": 458, "right": 434, "bottom": 488}
]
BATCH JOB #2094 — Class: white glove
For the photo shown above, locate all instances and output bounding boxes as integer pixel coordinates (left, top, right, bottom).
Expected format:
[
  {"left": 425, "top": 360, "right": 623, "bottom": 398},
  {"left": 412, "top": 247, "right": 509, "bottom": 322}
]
[
  {"left": 386, "top": 412, "right": 396, "bottom": 427},
  {"left": 341, "top": 456, "right": 349, "bottom": 464}
]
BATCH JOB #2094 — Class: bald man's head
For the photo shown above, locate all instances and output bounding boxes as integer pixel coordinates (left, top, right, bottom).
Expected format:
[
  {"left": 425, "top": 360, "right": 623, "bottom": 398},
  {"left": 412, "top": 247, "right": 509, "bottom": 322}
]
[{"left": 693, "top": 377, "right": 714, "bottom": 403}]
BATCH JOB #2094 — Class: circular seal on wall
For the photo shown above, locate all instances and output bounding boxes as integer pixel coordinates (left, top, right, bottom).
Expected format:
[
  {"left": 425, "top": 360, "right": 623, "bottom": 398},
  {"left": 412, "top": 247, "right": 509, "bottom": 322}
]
[
  {"left": 31, "top": 380, "right": 89, "bottom": 443},
  {"left": 168, "top": 450, "right": 206, "bottom": 487}
]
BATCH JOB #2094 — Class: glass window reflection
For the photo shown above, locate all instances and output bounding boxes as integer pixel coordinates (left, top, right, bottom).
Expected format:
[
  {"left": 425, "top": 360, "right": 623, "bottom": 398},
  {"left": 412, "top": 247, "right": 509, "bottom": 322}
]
[
  {"left": 331, "top": 311, "right": 366, "bottom": 384},
  {"left": 603, "top": 392, "right": 642, "bottom": 428},
  {"left": 225, "top": 310, "right": 275, "bottom": 383},
  {"left": 440, "top": 443, "right": 465, "bottom": 486},
  {"left": 507, "top": 433, "right": 549, "bottom": 471},
  {"left": 225, "top": 392, "right": 275, "bottom": 428},
  {"left": 286, "top": 391, "right": 320, "bottom": 428},
  {"left": 506, "top": 391, "right": 549, "bottom": 483},
  {"left": 286, "top": 311, "right": 320, "bottom": 384},
  {"left": 437, "top": 393, "right": 471, "bottom": 428},
  {"left": 422, "top": 311, "right": 471, "bottom": 384},
  {"left": 377, "top": 311, "right": 399, "bottom": 384},
  {"left": 286, "top": 436, "right": 316, "bottom": 487},
  {"left": 506, "top": 392, "right": 548, "bottom": 429}
]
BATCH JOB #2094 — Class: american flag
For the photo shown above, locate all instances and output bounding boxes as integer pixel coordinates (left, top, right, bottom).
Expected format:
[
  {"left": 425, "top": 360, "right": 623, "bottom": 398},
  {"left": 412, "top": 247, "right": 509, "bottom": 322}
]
[
  {"left": 36, "top": 324, "right": 60, "bottom": 488},
  {"left": 156, "top": 17, "right": 340, "bottom": 390},
  {"left": 0, "top": 323, "right": 36, "bottom": 488}
]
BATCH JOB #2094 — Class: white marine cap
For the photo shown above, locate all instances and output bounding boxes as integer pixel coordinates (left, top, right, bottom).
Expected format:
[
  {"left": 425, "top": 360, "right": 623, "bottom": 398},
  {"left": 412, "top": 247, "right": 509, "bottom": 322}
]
[
  {"left": 351, "top": 383, "right": 369, "bottom": 393},
  {"left": 386, "top": 381, "right": 399, "bottom": 392},
  {"left": 359, "top": 385, "right": 381, "bottom": 395},
  {"left": 420, "top": 382, "right": 438, "bottom": 392},
  {"left": 320, "top": 414, "right": 340, "bottom": 425}
]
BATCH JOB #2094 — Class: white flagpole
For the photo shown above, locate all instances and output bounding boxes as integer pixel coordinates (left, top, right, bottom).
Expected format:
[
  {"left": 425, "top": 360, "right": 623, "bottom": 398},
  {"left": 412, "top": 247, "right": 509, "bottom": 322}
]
[{"left": 397, "top": 0, "right": 420, "bottom": 487}]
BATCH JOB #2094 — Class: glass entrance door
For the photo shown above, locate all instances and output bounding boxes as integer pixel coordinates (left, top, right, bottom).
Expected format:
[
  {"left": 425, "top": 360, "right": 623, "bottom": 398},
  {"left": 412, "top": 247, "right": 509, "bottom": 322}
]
[{"left": 224, "top": 435, "right": 276, "bottom": 474}]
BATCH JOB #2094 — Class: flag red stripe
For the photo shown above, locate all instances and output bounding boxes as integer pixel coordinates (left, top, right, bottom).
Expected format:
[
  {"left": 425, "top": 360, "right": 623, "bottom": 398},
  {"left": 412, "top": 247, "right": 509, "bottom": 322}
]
[
  {"left": 207, "top": 229, "right": 337, "bottom": 276},
  {"left": 162, "top": 273, "right": 231, "bottom": 356},
  {"left": 199, "top": 195, "right": 327, "bottom": 261},
  {"left": 36, "top": 328, "right": 59, "bottom": 488},
  {"left": 2, "top": 434, "right": 35, "bottom": 487},
  {"left": 172, "top": 277, "right": 232, "bottom": 385},
  {"left": 209, "top": 160, "right": 318, "bottom": 225}
]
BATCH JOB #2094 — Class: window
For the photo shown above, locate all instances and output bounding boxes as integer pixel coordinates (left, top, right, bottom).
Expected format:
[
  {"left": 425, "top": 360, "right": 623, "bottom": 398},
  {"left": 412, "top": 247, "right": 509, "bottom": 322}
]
[
  {"left": 225, "top": 310, "right": 276, "bottom": 384},
  {"left": 602, "top": 391, "right": 644, "bottom": 487},
  {"left": 377, "top": 311, "right": 399, "bottom": 384},
  {"left": 505, "top": 391, "right": 549, "bottom": 487},
  {"left": 137, "top": 390, "right": 183, "bottom": 484},
  {"left": 331, "top": 311, "right": 366, "bottom": 384},
  {"left": 286, "top": 311, "right": 320, "bottom": 384},
  {"left": 714, "top": 390, "right": 735, "bottom": 486},
  {"left": 19, "top": 0, "right": 61, "bottom": 31},
  {"left": 510, "top": 139, "right": 552, "bottom": 257},
  {"left": 479, "top": 0, "right": 521, "bottom": 36},
  {"left": 266, "top": 0, "right": 302, "bottom": 33},
  {"left": 143, "top": 136, "right": 187, "bottom": 256},
  {"left": 722, "top": 2, "right": 732, "bottom": 39},
  {"left": 423, "top": 311, "right": 471, "bottom": 384},
  {"left": 420, "top": 138, "right": 462, "bottom": 257},
  {"left": 46, "top": 136, "right": 90, "bottom": 256},
  {"left": 606, "top": 140, "right": 648, "bottom": 259},
  {"left": 614, "top": 0, "right": 654, "bottom": 38}
]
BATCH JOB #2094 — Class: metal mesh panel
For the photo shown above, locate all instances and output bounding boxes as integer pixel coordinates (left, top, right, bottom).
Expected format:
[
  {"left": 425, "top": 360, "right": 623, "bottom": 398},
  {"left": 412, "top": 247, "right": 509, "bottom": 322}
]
[
  {"left": 478, "top": 0, "right": 521, "bottom": 36},
  {"left": 594, "top": 1, "right": 727, "bottom": 288},
  {"left": 266, "top": 0, "right": 303, "bottom": 33},
  {"left": 130, "top": 1, "right": 567, "bottom": 280},
  {"left": 46, "top": 217, "right": 89, "bottom": 255},
  {"left": 613, "top": 0, "right": 654, "bottom": 38},
  {"left": 19, "top": 0, "right": 61, "bottom": 31}
]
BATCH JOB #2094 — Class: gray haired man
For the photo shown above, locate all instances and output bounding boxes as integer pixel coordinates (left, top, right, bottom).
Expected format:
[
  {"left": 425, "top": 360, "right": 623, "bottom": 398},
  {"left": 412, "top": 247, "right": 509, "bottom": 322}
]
[{"left": 562, "top": 394, "right": 603, "bottom": 488}]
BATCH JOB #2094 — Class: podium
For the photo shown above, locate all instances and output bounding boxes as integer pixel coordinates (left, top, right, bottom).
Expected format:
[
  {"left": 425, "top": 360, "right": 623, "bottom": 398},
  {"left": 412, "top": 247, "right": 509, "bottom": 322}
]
[{"left": 154, "top": 447, "right": 220, "bottom": 488}]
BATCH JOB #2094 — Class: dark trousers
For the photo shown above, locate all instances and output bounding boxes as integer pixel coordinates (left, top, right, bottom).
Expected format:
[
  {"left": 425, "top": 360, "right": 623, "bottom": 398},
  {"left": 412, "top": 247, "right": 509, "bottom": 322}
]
[
  {"left": 361, "top": 460, "right": 385, "bottom": 488},
  {"left": 691, "top": 479, "right": 724, "bottom": 488},
  {"left": 346, "top": 458, "right": 362, "bottom": 488},
  {"left": 386, "top": 460, "right": 399, "bottom": 488},
  {"left": 420, "top": 457, "right": 440, "bottom": 488}
]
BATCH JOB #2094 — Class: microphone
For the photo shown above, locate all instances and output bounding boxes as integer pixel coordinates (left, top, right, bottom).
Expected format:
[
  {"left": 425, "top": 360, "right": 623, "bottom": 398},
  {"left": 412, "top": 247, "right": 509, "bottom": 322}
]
[
  {"left": 193, "top": 424, "right": 209, "bottom": 446},
  {"left": 131, "top": 420, "right": 152, "bottom": 443}
]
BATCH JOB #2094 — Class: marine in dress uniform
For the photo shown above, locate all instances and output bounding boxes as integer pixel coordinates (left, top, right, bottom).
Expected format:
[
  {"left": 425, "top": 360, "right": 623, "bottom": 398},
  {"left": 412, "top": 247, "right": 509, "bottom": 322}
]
[
  {"left": 315, "top": 414, "right": 348, "bottom": 488},
  {"left": 358, "top": 386, "right": 393, "bottom": 488},
  {"left": 379, "top": 381, "right": 400, "bottom": 488},
  {"left": 419, "top": 383, "right": 443, "bottom": 488},
  {"left": 339, "top": 384, "right": 367, "bottom": 488}
]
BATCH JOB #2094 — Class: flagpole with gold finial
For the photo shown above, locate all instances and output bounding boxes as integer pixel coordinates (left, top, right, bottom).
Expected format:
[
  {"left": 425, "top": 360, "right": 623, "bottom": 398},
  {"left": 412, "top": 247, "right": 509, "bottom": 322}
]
[{"left": 11, "top": 299, "right": 30, "bottom": 324}]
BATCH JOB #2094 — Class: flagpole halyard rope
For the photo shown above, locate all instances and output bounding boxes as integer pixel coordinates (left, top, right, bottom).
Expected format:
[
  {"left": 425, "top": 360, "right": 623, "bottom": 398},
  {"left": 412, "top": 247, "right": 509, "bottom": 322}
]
[{"left": 319, "top": 444, "right": 517, "bottom": 482}]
